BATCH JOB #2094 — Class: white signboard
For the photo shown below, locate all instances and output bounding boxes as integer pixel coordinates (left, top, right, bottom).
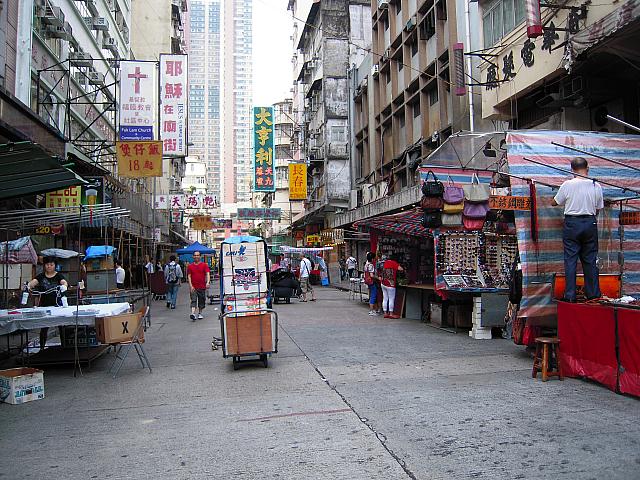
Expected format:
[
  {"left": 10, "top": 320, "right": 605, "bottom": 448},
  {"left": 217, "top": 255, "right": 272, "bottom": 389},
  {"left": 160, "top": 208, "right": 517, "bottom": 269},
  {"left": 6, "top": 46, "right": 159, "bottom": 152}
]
[
  {"left": 119, "top": 61, "right": 157, "bottom": 140},
  {"left": 168, "top": 194, "right": 218, "bottom": 209},
  {"left": 160, "top": 54, "right": 188, "bottom": 156}
]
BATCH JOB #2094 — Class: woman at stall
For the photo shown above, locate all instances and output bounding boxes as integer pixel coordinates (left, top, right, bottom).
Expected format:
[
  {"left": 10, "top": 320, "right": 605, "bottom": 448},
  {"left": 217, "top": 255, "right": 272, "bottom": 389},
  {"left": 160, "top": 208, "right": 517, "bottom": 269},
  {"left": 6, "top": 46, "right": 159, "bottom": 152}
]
[
  {"left": 380, "top": 254, "right": 404, "bottom": 319},
  {"left": 364, "top": 252, "right": 379, "bottom": 316}
]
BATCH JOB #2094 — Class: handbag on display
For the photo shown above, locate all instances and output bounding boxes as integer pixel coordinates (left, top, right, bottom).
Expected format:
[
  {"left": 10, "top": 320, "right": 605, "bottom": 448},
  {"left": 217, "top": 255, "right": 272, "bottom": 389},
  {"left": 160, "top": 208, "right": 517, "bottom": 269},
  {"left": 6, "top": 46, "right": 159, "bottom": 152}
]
[
  {"left": 463, "top": 215, "right": 485, "bottom": 231},
  {"left": 443, "top": 177, "right": 465, "bottom": 205},
  {"left": 442, "top": 212, "right": 463, "bottom": 226},
  {"left": 421, "top": 170, "right": 444, "bottom": 197},
  {"left": 463, "top": 201, "right": 490, "bottom": 219},
  {"left": 420, "top": 195, "right": 444, "bottom": 211},
  {"left": 443, "top": 201, "right": 464, "bottom": 214},
  {"left": 463, "top": 173, "right": 491, "bottom": 203},
  {"left": 422, "top": 211, "right": 442, "bottom": 229}
]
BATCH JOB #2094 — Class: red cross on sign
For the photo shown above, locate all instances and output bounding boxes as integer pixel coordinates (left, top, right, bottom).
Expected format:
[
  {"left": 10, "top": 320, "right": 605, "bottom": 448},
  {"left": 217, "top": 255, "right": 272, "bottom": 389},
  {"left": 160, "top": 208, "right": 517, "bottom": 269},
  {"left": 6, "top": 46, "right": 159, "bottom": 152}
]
[{"left": 128, "top": 67, "right": 148, "bottom": 94}]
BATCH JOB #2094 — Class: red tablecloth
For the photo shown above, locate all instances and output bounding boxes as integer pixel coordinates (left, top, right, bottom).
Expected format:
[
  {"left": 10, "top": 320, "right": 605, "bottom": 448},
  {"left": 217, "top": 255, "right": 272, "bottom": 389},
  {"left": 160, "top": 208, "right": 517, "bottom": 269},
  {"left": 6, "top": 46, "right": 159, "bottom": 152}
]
[
  {"left": 617, "top": 308, "right": 640, "bottom": 397},
  {"left": 557, "top": 302, "right": 618, "bottom": 391}
]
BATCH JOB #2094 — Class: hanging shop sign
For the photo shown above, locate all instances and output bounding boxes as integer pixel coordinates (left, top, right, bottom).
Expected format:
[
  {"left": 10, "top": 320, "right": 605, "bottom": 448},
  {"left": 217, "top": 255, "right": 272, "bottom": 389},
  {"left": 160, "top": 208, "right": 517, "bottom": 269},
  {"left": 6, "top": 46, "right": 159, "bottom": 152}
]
[
  {"left": 45, "top": 178, "right": 105, "bottom": 210},
  {"left": 159, "top": 54, "right": 188, "bottom": 156},
  {"left": 237, "top": 208, "right": 281, "bottom": 220},
  {"left": 212, "top": 218, "right": 233, "bottom": 229},
  {"left": 117, "top": 141, "right": 163, "bottom": 177},
  {"left": 289, "top": 163, "right": 307, "bottom": 200},
  {"left": 620, "top": 211, "right": 640, "bottom": 225},
  {"left": 253, "top": 106, "right": 275, "bottom": 192},
  {"left": 489, "top": 195, "right": 532, "bottom": 211},
  {"left": 119, "top": 61, "right": 157, "bottom": 140},
  {"left": 168, "top": 194, "right": 218, "bottom": 209},
  {"left": 34, "top": 225, "right": 65, "bottom": 235},
  {"left": 170, "top": 210, "right": 183, "bottom": 224},
  {"left": 191, "top": 216, "right": 213, "bottom": 230},
  {"left": 306, "top": 234, "right": 321, "bottom": 245},
  {"left": 155, "top": 195, "right": 168, "bottom": 209}
]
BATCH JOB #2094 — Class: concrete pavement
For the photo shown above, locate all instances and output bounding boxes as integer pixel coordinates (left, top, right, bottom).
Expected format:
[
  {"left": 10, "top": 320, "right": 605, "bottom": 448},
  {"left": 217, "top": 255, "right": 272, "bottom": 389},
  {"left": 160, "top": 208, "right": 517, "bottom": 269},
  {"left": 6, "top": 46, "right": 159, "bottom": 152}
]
[{"left": 0, "top": 285, "right": 639, "bottom": 479}]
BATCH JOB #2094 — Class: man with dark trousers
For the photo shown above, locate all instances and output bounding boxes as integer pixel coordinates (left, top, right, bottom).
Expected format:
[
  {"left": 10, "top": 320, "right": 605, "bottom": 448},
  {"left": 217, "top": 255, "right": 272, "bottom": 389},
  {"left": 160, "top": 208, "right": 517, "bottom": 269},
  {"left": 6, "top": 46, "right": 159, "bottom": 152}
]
[{"left": 552, "top": 157, "right": 603, "bottom": 302}]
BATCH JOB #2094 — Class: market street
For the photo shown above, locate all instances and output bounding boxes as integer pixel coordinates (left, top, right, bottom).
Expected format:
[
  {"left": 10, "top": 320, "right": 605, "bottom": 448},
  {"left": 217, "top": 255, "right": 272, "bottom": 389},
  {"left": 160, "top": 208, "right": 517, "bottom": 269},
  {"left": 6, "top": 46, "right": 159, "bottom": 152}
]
[{"left": 1, "top": 286, "right": 639, "bottom": 480}]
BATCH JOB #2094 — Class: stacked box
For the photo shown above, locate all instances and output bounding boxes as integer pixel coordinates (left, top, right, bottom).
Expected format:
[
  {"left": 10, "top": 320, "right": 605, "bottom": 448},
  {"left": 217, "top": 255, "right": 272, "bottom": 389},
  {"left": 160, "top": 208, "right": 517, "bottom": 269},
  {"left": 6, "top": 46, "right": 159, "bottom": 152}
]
[
  {"left": 86, "top": 270, "right": 117, "bottom": 293},
  {"left": 0, "top": 368, "right": 45, "bottom": 405},
  {"left": 58, "top": 326, "right": 98, "bottom": 348}
]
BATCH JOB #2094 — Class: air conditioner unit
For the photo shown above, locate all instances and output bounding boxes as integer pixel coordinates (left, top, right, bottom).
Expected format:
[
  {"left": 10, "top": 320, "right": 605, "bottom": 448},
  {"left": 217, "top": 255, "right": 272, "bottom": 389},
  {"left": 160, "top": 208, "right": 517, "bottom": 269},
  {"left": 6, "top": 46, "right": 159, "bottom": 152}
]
[
  {"left": 69, "top": 51, "right": 93, "bottom": 67},
  {"left": 371, "top": 64, "right": 380, "bottom": 77},
  {"left": 88, "top": 71, "right": 105, "bottom": 85},
  {"left": 378, "top": 0, "right": 390, "bottom": 9},
  {"left": 122, "top": 26, "right": 130, "bottom": 43},
  {"left": 382, "top": 47, "right": 391, "bottom": 62},
  {"left": 74, "top": 72, "right": 87, "bottom": 86},
  {"left": 41, "top": 6, "right": 65, "bottom": 28},
  {"left": 405, "top": 16, "right": 417, "bottom": 32},
  {"left": 46, "top": 22, "right": 72, "bottom": 41},
  {"left": 103, "top": 36, "right": 117, "bottom": 50},
  {"left": 86, "top": 0, "right": 99, "bottom": 16},
  {"left": 376, "top": 182, "right": 388, "bottom": 198},
  {"left": 92, "top": 17, "right": 109, "bottom": 31},
  {"left": 362, "top": 184, "right": 374, "bottom": 204}
]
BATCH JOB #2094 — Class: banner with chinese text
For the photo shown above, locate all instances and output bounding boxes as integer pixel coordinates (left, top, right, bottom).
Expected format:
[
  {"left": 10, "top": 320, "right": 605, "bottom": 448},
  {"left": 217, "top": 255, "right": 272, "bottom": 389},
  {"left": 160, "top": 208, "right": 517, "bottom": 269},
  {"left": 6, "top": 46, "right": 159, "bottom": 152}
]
[
  {"left": 253, "top": 106, "right": 275, "bottom": 192},
  {"left": 289, "top": 163, "right": 307, "bottom": 200},
  {"left": 116, "top": 141, "right": 163, "bottom": 177},
  {"left": 45, "top": 177, "right": 104, "bottom": 209},
  {"left": 168, "top": 194, "right": 218, "bottom": 209},
  {"left": 237, "top": 208, "right": 281, "bottom": 220},
  {"left": 119, "top": 61, "right": 157, "bottom": 140},
  {"left": 212, "top": 218, "right": 233, "bottom": 229},
  {"left": 191, "top": 216, "right": 213, "bottom": 230},
  {"left": 160, "top": 54, "right": 188, "bottom": 156}
]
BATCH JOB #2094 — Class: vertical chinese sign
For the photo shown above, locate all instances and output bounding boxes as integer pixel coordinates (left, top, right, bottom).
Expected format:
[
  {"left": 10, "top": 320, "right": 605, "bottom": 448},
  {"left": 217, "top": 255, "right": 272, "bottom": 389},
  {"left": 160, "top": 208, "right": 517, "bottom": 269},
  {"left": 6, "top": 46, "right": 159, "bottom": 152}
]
[
  {"left": 119, "top": 61, "right": 157, "bottom": 140},
  {"left": 160, "top": 54, "right": 188, "bottom": 156},
  {"left": 289, "top": 163, "right": 307, "bottom": 200},
  {"left": 253, "top": 106, "right": 275, "bottom": 192},
  {"left": 116, "top": 141, "right": 164, "bottom": 177}
]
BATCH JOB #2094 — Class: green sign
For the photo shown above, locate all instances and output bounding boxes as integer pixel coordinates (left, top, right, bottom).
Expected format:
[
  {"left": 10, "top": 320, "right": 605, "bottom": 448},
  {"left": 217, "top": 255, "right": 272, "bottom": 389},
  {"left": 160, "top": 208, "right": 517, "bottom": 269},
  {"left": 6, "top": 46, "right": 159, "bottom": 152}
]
[{"left": 253, "top": 106, "right": 275, "bottom": 192}]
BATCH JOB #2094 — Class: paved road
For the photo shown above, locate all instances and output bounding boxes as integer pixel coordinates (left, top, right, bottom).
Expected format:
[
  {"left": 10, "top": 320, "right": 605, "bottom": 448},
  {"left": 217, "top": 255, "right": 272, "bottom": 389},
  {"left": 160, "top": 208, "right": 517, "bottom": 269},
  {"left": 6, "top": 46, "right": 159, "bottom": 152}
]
[{"left": 1, "top": 286, "right": 639, "bottom": 479}]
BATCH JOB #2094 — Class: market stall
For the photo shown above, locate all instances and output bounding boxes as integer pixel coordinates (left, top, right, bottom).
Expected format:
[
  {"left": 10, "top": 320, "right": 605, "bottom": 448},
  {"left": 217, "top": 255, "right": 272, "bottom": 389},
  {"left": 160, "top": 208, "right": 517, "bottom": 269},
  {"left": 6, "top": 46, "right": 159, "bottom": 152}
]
[{"left": 279, "top": 246, "right": 333, "bottom": 285}]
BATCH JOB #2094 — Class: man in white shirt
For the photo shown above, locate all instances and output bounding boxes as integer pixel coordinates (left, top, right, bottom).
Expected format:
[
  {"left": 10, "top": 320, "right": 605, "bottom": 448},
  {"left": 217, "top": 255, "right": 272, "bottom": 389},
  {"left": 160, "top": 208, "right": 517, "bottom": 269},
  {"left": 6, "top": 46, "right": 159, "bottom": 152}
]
[
  {"left": 552, "top": 157, "right": 604, "bottom": 302},
  {"left": 346, "top": 255, "right": 357, "bottom": 279},
  {"left": 115, "top": 261, "right": 126, "bottom": 289},
  {"left": 298, "top": 253, "right": 316, "bottom": 302}
]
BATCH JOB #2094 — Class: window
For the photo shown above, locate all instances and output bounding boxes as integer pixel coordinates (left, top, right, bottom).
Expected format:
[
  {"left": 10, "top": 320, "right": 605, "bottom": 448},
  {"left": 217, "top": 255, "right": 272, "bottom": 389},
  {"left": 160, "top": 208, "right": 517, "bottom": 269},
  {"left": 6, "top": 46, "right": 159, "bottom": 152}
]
[
  {"left": 413, "top": 102, "right": 421, "bottom": 118},
  {"left": 428, "top": 86, "right": 438, "bottom": 106},
  {"left": 331, "top": 126, "right": 347, "bottom": 143},
  {"left": 482, "top": 0, "right": 527, "bottom": 47},
  {"left": 411, "top": 39, "right": 419, "bottom": 57}
]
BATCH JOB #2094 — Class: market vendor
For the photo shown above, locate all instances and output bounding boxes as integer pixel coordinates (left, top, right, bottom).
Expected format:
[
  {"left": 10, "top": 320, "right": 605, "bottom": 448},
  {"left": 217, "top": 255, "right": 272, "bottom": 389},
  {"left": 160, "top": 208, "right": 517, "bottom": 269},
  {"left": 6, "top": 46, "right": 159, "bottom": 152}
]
[
  {"left": 27, "top": 256, "right": 69, "bottom": 350},
  {"left": 551, "top": 157, "right": 603, "bottom": 302}
]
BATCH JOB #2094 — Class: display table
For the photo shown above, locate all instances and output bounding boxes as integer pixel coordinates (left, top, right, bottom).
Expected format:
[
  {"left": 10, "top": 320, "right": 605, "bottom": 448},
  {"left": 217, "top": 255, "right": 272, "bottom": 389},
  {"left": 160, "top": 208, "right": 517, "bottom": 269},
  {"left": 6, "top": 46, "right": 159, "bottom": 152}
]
[
  {"left": 0, "top": 303, "right": 131, "bottom": 336},
  {"left": 557, "top": 302, "right": 640, "bottom": 397}
]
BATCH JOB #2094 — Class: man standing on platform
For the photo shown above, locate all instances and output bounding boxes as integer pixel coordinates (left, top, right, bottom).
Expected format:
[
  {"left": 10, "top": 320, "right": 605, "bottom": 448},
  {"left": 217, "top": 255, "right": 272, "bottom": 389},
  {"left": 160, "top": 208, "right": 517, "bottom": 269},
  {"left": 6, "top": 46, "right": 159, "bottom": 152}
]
[
  {"left": 115, "top": 260, "right": 126, "bottom": 289},
  {"left": 187, "top": 251, "right": 210, "bottom": 321},
  {"left": 552, "top": 157, "right": 603, "bottom": 302}
]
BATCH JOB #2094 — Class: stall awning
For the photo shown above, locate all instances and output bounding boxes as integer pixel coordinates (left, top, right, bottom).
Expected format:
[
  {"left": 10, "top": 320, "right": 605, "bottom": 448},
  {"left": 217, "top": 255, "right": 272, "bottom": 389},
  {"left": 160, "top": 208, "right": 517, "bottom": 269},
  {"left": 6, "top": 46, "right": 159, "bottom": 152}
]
[
  {"left": 0, "top": 141, "right": 87, "bottom": 200},
  {"left": 354, "top": 208, "right": 431, "bottom": 238}
]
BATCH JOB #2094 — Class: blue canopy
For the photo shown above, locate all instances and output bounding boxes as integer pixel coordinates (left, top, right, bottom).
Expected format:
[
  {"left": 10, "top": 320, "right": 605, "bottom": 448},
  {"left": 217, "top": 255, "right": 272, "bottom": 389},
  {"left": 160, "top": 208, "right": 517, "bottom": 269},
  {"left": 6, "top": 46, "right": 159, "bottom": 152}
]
[
  {"left": 176, "top": 241, "right": 216, "bottom": 255},
  {"left": 222, "top": 235, "right": 263, "bottom": 244},
  {"left": 85, "top": 245, "right": 116, "bottom": 259}
]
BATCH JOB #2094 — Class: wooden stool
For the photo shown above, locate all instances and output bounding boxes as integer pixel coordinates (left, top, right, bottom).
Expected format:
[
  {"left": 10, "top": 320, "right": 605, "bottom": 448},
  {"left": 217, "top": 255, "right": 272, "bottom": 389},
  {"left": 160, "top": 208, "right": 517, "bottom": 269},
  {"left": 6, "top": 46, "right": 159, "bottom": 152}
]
[{"left": 532, "top": 336, "right": 564, "bottom": 382}]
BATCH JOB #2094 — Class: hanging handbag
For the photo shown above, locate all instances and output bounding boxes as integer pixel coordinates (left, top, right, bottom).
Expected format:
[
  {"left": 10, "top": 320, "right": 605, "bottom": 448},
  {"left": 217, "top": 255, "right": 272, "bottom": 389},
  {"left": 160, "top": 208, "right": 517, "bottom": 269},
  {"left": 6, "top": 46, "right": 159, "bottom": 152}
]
[
  {"left": 443, "top": 177, "right": 465, "bottom": 205},
  {"left": 420, "top": 195, "right": 444, "bottom": 211},
  {"left": 421, "top": 170, "right": 444, "bottom": 197},
  {"left": 422, "top": 211, "right": 442, "bottom": 228},
  {"left": 463, "top": 200, "right": 490, "bottom": 219},
  {"left": 442, "top": 212, "right": 463, "bottom": 226},
  {"left": 463, "top": 215, "right": 485, "bottom": 231},
  {"left": 463, "top": 173, "right": 491, "bottom": 203},
  {"left": 443, "top": 201, "right": 464, "bottom": 214}
]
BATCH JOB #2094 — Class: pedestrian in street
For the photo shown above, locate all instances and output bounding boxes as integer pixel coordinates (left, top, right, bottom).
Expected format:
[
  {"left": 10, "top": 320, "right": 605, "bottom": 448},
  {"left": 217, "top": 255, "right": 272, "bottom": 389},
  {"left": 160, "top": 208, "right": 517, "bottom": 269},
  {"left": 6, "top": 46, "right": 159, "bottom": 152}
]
[
  {"left": 346, "top": 254, "right": 357, "bottom": 279},
  {"left": 28, "top": 256, "right": 68, "bottom": 350},
  {"left": 380, "top": 254, "right": 403, "bottom": 318},
  {"left": 298, "top": 253, "right": 316, "bottom": 302},
  {"left": 144, "top": 255, "right": 154, "bottom": 289},
  {"left": 164, "top": 255, "right": 183, "bottom": 309},
  {"left": 115, "top": 260, "right": 126, "bottom": 289},
  {"left": 551, "top": 157, "right": 603, "bottom": 302},
  {"left": 364, "top": 252, "right": 379, "bottom": 316},
  {"left": 339, "top": 257, "right": 347, "bottom": 281},
  {"left": 187, "top": 251, "right": 210, "bottom": 321}
]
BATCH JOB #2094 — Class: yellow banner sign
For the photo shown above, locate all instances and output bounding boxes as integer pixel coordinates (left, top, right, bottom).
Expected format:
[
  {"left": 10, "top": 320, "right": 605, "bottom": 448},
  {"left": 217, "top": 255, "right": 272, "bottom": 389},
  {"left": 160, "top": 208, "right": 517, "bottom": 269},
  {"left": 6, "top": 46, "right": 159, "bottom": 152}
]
[
  {"left": 306, "top": 234, "right": 320, "bottom": 244},
  {"left": 46, "top": 186, "right": 81, "bottom": 209},
  {"left": 289, "top": 163, "right": 307, "bottom": 200},
  {"left": 116, "top": 141, "right": 163, "bottom": 177},
  {"left": 191, "top": 216, "right": 213, "bottom": 230}
]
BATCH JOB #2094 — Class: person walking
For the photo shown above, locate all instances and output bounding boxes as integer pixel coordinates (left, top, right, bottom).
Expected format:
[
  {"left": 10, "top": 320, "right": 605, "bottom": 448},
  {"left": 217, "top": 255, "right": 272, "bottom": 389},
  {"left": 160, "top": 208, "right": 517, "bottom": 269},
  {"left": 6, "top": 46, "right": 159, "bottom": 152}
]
[
  {"left": 187, "top": 251, "right": 210, "bottom": 321},
  {"left": 380, "top": 254, "right": 404, "bottom": 318},
  {"left": 346, "top": 255, "right": 357, "bottom": 279},
  {"left": 298, "top": 253, "right": 316, "bottom": 302},
  {"left": 364, "top": 252, "right": 379, "bottom": 316},
  {"left": 339, "top": 257, "right": 347, "bottom": 281},
  {"left": 115, "top": 260, "right": 126, "bottom": 289},
  {"left": 552, "top": 157, "right": 603, "bottom": 302},
  {"left": 164, "top": 255, "right": 183, "bottom": 309}
]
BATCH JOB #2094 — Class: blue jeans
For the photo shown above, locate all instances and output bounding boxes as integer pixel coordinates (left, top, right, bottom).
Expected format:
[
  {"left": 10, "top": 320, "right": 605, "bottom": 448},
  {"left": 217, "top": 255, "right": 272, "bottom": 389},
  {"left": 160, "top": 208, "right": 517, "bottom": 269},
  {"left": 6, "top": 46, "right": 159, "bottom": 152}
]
[
  {"left": 167, "top": 283, "right": 180, "bottom": 307},
  {"left": 563, "top": 215, "right": 601, "bottom": 301},
  {"left": 368, "top": 283, "right": 377, "bottom": 306}
]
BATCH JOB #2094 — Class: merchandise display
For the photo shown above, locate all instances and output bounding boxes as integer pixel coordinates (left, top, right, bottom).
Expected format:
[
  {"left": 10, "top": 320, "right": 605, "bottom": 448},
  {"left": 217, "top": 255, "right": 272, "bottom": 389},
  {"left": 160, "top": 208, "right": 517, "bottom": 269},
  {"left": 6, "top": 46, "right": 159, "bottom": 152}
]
[{"left": 377, "top": 235, "right": 434, "bottom": 285}]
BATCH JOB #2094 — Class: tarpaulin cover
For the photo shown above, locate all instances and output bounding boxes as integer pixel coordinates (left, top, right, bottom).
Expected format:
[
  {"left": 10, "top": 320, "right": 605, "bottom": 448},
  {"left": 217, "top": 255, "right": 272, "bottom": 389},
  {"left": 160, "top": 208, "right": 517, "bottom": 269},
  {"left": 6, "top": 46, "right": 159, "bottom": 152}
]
[
  {"left": 557, "top": 302, "right": 618, "bottom": 391},
  {"left": 507, "top": 130, "right": 640, "bottom": 322},
  {"left": 0, "top": 236, "right": 37, "bottom": 265},
  {"left": 354, "top": 208, "right": 432, "bottom": 238},
  {"left": 175, "top": 241, "right": 216, "bottom": 255},
  {"left": 40, "top": 248, "right": 79, "bottom": 259},
  {"left": 85, "top": 245, "right": 116, "bottom": 259},
  {"left": 617, "top": 307, "right": 640, "bottom": 397}
]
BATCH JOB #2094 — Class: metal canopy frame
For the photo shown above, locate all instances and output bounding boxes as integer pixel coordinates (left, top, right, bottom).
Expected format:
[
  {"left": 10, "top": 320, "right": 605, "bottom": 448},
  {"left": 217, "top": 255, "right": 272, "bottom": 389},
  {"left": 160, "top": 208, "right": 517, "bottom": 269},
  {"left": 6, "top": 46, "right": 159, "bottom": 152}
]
[{"left": 0, "top": 204, "right": 130, "bottom": 230}]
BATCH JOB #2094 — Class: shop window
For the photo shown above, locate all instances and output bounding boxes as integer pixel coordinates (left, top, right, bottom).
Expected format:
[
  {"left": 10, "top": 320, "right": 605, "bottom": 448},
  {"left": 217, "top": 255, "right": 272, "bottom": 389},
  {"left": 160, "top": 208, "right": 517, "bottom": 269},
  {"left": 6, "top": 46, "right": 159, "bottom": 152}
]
[{"left": 482, "top": 0, "right": 527, "bottom": 47}]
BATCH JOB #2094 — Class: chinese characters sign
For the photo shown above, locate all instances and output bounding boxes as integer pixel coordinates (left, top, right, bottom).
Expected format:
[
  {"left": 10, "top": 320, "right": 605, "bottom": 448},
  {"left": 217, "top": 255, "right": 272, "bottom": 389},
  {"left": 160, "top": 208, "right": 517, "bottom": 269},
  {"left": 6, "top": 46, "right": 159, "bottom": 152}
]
[
  {"left": 116, "top": 141, "right": 163, "bottom": 177},
  {"left": 160, "top": 54, "right": 188, "bottom": 156},
  {"left": 212, "top": 218, "right": 233, "bottom": 229},
  {"left": 237, "top": 208, "right": 281, "bottom": 220},
  {"left": 620, "top": 211, "right": 640, "bottom": 225},
  {"left": 489, "top": 195, "right": 531, "bottom": 211},
  {"left": 253, "top": 106, "right": 275, "bottom": 192},
  {"left": 119, "top": 61, "right": 157, "bottom": 140},
  {"left": 45, "top": 178, "right": 104, "bottom": 209},
  {"left": 191, "top": 216, "right": 214, "bottom": 230},
  {"left": 289, "top": 163, "right": 307, "bottom": 200},
  {"left": 167, "top": 194, "right": 218, "bottom": 209}
]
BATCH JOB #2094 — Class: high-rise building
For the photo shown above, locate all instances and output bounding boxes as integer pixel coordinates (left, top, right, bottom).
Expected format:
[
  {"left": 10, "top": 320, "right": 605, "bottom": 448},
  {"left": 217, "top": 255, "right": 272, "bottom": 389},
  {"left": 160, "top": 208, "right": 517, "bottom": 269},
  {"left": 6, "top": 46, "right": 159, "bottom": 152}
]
[{"left": 187, "top": 0, "right": 252, "bottom": 210}]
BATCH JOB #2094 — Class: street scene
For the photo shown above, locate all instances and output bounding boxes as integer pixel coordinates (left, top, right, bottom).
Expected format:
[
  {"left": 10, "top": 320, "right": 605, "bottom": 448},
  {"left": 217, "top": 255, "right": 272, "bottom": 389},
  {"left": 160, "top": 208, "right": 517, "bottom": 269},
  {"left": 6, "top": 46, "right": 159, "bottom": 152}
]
[{"left": 2, "top": 0, "right": 640, "bottom": 479}]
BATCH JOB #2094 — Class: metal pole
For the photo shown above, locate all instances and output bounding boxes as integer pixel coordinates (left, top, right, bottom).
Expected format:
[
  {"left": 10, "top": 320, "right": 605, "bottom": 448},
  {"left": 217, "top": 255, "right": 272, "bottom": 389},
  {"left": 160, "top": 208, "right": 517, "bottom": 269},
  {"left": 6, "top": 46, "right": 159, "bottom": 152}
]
[
  {"left": 551, "top": 141, "right": 640, "bottom": 174},
  {"left": 606, "top": 115, "right": 640, "bottom": 134}
]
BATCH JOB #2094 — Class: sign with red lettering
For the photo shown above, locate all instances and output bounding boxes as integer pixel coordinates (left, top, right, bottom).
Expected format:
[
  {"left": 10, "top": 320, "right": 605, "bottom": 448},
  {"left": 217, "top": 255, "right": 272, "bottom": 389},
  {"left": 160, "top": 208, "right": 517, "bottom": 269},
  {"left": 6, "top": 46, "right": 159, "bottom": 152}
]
[
  {"left": 116, "top": 141, "right": 163, "bottom": 177},
  {"left": 253, "top": 107, "right": 275, "bottom": 192},
  {"left": 160, "top": 54, "right": 188, "bottom": 156},
  {"left": 620, "top": 211, "right": 640, "bottom": 225},
  {"left": 119, "top": 61, "right": 157, "bottom": 140},
  {"left": 489, "top": 195, "right": 531, "bottom": 211}
]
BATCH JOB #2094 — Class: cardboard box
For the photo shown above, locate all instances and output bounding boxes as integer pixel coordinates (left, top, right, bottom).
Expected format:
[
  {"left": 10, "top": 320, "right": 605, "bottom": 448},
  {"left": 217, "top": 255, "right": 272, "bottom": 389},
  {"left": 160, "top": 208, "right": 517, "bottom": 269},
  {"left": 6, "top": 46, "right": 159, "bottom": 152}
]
[
  {"left": 0, "top": 368, "right": 45, "bottom": 405},
  {"left": 224, "top": 313, "right": 273, "bottom": 355},
  {"left": 58, "top": 326, "right": 98, "bottom": 348},
  {"left": 86, "top": 270, "right": 117, "bottom": 293},
  {"left": 95, "top": 313, "right": 143, "bottom": 344},
  {"left": 86, "top": 257, "right": 115, "bottom": 272}
]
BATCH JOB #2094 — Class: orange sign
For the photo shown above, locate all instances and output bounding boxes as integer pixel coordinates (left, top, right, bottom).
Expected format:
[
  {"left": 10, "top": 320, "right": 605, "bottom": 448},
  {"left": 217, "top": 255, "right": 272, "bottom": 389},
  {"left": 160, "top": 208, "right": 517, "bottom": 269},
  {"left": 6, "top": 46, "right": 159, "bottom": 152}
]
[
  {"left": 620, "top": 211, "right": 640, "bottom": 225},
  {"left": 45, "top": 186, "right": 81, "bottom": 209},
  {"left": 191, "top": 216, "right": 213, "bottom": 230},
  {"left": 289, "top": 164, "right": 307, "bottom": 200},
  {"left": 489, "top": 195, "right": 531, "bottom": 211},
  {"left": 116, "top": 141, "right": 163, "bottom": 177}
]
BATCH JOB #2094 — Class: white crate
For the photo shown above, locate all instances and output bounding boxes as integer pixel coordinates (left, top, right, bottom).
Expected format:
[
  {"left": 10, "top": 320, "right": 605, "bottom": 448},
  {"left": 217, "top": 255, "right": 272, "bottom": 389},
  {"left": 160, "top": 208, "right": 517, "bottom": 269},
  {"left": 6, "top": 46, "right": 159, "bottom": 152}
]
[{"left": 0, "top": 368, "right": 45, "bottom": 405}]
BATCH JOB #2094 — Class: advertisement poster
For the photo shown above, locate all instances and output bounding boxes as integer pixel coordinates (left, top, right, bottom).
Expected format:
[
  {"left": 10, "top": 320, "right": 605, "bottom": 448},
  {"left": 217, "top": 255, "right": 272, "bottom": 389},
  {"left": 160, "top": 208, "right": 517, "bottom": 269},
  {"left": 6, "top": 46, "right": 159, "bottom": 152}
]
[
  {"left": 119, "top": 61, "right": 157, "bottom": 140},
  {"left": 160, "top": 54, "right": 188, "bottom": 156}
]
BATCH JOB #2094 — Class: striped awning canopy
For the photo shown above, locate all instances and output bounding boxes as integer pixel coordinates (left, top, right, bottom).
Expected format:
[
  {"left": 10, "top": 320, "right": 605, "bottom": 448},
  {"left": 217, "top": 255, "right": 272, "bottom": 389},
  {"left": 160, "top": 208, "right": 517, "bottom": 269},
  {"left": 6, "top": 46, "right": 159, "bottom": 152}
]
[{"left": 354, "top": 208, "right": 431, "bottom": 238}]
